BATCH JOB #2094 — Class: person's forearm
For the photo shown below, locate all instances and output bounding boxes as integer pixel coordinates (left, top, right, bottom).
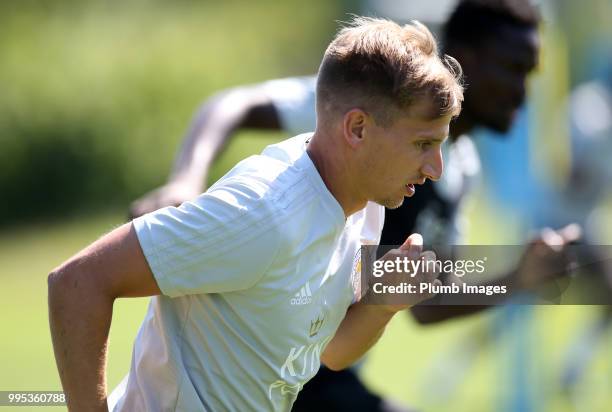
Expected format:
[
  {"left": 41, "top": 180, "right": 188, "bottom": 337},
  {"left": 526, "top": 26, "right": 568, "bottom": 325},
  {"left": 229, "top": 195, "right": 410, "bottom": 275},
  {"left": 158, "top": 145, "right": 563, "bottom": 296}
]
[
  {"left": 128, "top": 86, "right": 281, "bottom": 219},
  {"left": 169, "top": 93, "right": 235, "bottom": 188},
  {"left": 321, "top": 302, "right": 396, "bottom": 370},
  {"left": 410, "top": 271, "right": 517, "bottom": 324},
  {"left": 170, "top": 88, "right": 278, "bottom": 189},
  {"left": 48, "top": 268, "right": 114, "bottom": 411},
  {"left": 410, "top": 266, "right": 555, "bottom": 324},
  {"left": 411, "top": 304, "right": 487, "bottom": 324}
]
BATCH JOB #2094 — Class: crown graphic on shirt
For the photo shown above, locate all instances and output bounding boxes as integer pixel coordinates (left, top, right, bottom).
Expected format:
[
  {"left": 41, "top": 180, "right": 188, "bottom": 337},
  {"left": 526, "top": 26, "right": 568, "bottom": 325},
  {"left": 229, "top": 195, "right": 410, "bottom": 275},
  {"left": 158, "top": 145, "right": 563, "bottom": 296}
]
[{"left": 309, "top": 315, "right": 325, "bottom": 337}]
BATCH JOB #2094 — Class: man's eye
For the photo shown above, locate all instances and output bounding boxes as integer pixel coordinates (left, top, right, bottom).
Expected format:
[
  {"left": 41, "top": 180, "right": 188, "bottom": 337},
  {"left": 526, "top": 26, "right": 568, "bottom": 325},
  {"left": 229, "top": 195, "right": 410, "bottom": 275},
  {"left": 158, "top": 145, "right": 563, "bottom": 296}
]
[{"left": 416, "top": 141, "right": 431, "bottom": 150}]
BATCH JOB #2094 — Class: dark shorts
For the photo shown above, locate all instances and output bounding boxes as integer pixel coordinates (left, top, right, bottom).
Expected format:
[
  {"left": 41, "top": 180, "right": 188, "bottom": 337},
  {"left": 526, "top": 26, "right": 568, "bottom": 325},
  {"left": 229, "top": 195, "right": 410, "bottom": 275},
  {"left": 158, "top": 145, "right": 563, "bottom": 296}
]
[{"left": 291, "top": 367, "right": 386, "bottom": 412}]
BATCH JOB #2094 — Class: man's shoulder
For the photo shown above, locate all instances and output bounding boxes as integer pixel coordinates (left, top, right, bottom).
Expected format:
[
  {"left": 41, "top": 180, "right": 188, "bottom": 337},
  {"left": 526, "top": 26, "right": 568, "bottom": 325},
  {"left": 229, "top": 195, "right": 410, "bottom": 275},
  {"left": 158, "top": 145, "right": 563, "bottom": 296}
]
[
  {"left": 207, "top": 137, "right": 316, "bottom": 214},
  {"left": 208, "top": 159, "right": 304, "bottom": 208}
]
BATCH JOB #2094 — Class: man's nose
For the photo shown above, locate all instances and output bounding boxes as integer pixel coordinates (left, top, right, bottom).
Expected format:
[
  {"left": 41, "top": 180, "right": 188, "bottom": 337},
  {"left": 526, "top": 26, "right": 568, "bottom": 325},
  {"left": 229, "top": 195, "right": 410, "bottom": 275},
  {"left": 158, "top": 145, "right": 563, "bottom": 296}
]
[{"left": 421, "top": 148, "right": 444, "bottom": 182}]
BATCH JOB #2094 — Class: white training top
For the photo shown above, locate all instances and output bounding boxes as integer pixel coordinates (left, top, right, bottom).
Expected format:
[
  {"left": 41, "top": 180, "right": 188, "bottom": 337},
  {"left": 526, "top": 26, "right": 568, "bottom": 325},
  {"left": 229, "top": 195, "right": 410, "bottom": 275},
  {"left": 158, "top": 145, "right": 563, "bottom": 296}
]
[
  {"left": 263, "top": 76, "right": 317, "bottom": 135},
  {"left": 109, "top": 134, "right": 384, "bottom": 411}
]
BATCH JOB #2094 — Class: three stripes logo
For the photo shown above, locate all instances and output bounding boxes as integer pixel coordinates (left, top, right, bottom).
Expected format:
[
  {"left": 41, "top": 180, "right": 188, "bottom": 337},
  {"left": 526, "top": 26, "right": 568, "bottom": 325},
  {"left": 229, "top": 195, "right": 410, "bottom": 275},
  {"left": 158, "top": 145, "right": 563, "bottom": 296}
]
[{"left": 290, "top": 282, "right": 312, "bottom": 305}]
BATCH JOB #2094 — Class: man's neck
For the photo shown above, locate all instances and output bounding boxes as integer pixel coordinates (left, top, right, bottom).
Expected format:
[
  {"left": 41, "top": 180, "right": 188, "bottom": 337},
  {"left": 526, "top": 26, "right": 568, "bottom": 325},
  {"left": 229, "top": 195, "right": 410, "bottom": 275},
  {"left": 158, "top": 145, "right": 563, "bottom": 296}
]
[{"left": 306, "top": 131, "right": 366, "bottom": 218}]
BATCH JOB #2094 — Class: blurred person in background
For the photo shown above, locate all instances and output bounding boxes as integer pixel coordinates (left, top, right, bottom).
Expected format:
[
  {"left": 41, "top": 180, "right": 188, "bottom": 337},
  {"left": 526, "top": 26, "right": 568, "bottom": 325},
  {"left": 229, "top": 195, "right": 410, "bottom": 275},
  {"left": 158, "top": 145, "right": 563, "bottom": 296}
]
[
  {"left": 427, "top": 6, "right": 612, "bottom": 411},
  {"left": 128, "top": 1, "right": 582, "bottom": 411},
  {"left": 547, "top": 46, "right": 612, "bottom": 409},
  {"left": 557, "top": 55, "right": 612, "bottom": 241}
]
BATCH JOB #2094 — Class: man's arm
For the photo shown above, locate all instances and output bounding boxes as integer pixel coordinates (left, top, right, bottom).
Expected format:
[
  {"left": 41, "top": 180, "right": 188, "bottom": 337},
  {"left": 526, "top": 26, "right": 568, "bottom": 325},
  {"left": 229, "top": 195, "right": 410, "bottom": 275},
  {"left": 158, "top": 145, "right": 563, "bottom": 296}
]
[
  {"left": 322, "top": 234, "right": 439, "bottom": 370},
  {"left": 321, "top": 301, "right": 396, "bottom": 371},
  {"left": 48, "top": 223, "right": 161, "bottom": 411},
  {"left": 411, "top": 225, "right": 582, "bottom": 324},
  {"left": 129, "top": 85, "right": 281, "bottom": 218}
]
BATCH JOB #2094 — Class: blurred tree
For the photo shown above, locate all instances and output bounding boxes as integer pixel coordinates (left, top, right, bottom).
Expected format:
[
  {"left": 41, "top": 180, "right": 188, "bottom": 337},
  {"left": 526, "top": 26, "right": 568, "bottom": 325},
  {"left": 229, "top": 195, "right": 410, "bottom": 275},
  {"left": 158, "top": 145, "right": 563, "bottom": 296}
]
[{"left": 0, "top": 0, "right": 343, "bottom": 227}]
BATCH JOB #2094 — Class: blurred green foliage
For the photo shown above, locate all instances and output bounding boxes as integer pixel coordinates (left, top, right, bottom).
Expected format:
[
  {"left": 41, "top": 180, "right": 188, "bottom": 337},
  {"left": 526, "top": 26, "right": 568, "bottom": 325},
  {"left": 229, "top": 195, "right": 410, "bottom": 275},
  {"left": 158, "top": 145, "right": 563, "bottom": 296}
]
[{"left": 0, "top": 0, "right": 341, "bottom": 227}]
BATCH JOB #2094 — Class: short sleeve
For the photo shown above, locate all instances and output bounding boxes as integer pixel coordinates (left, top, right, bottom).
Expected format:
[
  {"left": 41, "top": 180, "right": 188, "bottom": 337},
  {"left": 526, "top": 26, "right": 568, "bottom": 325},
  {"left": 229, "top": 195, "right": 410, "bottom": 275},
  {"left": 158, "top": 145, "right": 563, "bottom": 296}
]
[
  {"left": 262, "top": 76, "right": 317, "bottom": 135},
  {"left": 133, "top": 178, "right": 281, "bottom": 297}
]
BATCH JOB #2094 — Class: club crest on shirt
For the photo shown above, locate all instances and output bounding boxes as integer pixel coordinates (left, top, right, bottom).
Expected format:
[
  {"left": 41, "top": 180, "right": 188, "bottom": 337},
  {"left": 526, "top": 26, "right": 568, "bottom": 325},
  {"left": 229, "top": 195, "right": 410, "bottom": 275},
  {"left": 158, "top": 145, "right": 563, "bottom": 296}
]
[{"left": 309, "top": 315, "right": 325, "bottom": 337}]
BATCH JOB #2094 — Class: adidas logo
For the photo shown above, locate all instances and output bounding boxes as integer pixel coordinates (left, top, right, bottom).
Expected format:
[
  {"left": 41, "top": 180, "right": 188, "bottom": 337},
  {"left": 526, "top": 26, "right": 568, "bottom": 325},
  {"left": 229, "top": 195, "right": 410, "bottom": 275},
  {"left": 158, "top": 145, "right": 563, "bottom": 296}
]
[{"left": 290, "top": 282, "right": 312, "bottom": 305}]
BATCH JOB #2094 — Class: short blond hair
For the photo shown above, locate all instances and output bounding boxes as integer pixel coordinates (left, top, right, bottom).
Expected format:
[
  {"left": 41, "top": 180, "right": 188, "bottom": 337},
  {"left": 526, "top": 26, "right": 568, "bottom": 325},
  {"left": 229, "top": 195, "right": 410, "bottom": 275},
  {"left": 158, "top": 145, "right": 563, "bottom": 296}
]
[{"left": 317, "top": 17, "right": 463, "bottom": 126}]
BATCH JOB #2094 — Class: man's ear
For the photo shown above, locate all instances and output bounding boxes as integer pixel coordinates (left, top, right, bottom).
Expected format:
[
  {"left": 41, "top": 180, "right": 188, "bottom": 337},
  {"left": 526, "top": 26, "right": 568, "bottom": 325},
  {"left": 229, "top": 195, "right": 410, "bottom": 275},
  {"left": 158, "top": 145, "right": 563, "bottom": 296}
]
[{"left": 342, "top": 109, "right": 370, "bottom": 148}]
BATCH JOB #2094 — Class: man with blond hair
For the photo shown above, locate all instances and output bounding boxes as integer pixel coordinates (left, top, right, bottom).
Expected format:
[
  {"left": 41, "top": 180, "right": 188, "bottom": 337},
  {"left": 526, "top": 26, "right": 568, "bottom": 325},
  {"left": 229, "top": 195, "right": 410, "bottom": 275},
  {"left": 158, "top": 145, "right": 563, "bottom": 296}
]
[{"left": 49, "top": 17, "right": 462, "bottom": 411}]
